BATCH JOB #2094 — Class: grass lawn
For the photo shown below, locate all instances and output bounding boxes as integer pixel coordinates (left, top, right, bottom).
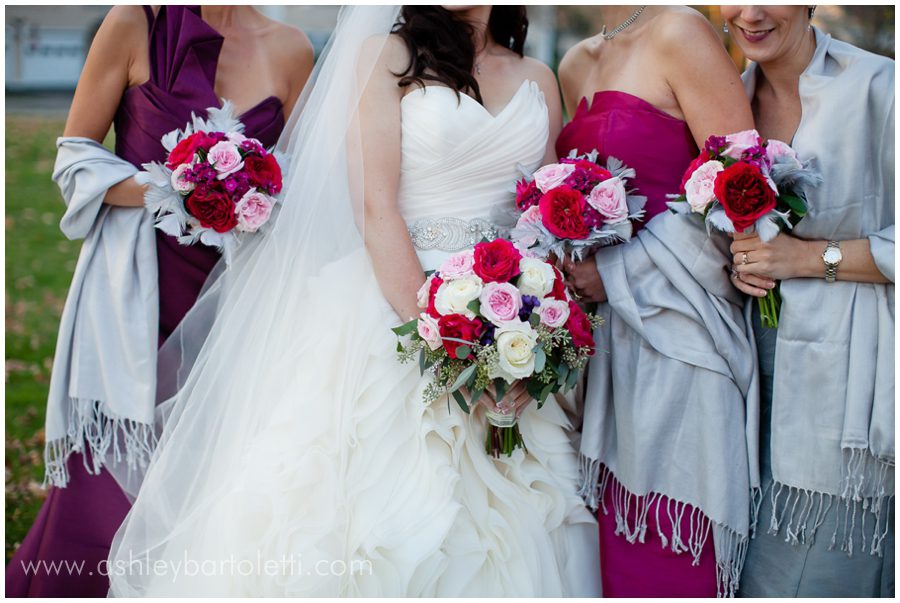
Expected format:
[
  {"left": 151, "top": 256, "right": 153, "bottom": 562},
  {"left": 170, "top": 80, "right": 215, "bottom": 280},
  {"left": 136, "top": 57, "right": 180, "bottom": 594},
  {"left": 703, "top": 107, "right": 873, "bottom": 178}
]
[{"left": 5, "top": 115, "right": 83, "bottom": 561}]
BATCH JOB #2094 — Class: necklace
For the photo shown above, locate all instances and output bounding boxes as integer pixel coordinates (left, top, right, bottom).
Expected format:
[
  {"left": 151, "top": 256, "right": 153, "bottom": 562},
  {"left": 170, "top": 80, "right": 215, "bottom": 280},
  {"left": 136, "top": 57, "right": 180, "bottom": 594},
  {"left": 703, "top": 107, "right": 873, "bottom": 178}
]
[{"left": 601, "top": 5, "right": 646, "bottom": 41}]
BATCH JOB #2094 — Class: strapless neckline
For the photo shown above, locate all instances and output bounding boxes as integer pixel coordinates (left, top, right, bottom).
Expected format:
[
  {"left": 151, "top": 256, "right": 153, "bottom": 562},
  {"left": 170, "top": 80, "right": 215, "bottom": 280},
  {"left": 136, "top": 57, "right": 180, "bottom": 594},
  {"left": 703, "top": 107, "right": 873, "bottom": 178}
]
[
  {"left": 127, "top": 5, "right": 284, "bottom": 121},
  {"left": 401, "top": 79, "right": 536, "bottom": 120},
  {"left": 576, "top": 90, "right": 685, "bottom": 124}
]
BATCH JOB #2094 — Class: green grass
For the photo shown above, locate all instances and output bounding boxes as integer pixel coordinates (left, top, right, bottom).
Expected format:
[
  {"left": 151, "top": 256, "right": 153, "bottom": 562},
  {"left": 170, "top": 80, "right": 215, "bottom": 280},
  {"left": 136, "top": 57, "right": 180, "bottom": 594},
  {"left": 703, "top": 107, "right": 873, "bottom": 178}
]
[{"left": 5, "top": 115, "right": 81, "bottom": 561}]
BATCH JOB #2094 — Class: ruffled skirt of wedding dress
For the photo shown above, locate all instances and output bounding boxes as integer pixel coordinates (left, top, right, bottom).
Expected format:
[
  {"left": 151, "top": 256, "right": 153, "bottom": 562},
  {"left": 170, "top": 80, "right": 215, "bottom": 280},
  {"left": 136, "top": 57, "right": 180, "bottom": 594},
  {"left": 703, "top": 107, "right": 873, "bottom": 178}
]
[{"left": 112, "top": 249, "right": 600, "bottom": 597}]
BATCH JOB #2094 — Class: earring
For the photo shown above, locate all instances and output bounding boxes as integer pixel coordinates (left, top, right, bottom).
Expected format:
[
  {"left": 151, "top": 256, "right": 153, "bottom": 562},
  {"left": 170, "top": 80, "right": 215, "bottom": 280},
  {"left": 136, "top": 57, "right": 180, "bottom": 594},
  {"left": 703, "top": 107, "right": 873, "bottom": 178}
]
[{"left": 723, "top": 22, "right": 729, "bottom": 34}]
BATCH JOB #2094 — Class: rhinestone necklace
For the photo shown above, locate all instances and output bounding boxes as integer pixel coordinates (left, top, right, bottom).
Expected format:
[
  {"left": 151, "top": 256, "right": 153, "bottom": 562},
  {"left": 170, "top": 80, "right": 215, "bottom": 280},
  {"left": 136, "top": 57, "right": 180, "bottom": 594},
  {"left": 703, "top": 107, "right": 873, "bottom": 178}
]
[{"left": 601, "top": 5, "right": 647, "bottom": 41}]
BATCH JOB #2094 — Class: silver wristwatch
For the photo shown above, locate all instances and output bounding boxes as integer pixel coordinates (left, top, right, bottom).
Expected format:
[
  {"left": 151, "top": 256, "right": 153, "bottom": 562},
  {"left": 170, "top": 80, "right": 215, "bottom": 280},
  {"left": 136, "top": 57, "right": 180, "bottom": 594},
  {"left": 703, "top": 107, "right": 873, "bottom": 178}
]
[{"left": 822, "top": 240, "right": 842, "bottom": 283}]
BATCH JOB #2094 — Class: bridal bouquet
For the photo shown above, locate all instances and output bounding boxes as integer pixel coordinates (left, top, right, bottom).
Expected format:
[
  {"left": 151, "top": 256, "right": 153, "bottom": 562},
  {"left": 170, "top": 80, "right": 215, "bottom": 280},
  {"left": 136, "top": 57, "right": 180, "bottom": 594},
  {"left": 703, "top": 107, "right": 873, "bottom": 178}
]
[
  {"left": 509, "top": 149, "right": 646, "bottom": 261},
  {"left": 393, "top": 238, "right": 602, "bottom": 457},
  {"left": 138, "top": 101, "right": 285, "bottom": 264},
  {"left": 667, "top": 129, "right": 818, "bottom": 327}
]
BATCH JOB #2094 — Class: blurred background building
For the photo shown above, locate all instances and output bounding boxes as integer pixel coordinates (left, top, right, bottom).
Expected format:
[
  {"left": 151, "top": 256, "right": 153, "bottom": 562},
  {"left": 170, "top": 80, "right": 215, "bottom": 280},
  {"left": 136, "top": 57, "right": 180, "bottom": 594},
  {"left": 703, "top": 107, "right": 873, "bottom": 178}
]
[{"left": 5, "top": 5, "right": 895, "bottom": 93}]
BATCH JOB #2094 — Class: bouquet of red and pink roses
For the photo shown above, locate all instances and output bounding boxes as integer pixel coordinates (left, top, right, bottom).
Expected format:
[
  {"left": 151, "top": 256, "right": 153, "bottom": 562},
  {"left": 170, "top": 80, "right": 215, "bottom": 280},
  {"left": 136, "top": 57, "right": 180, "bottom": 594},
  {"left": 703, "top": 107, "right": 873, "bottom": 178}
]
[
  {"left": 509, "top": 149, "right": 646, "bottom": 261},
  {"left": 667, "top": 129, "right": 819, "bottom": 327},
  {"left": 139, "top": 101, "right": 285, "bottom": 264},
  {"left": 393, "top": 238, "right": 602, "bottom": 457}
]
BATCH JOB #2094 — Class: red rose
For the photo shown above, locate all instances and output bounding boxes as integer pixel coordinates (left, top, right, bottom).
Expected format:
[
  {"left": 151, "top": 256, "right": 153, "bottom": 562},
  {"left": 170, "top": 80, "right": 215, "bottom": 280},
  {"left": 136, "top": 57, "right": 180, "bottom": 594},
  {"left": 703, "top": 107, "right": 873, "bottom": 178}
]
[
  {"left": 713, "top": 161, "right": 777, "bottom": 232},
  {"left": 166, "top": 132, "right": 204, "bottom": 168},
  {"left": 473, "top": 238, "right": 522, "bottom": 283},
  {"left": 565, "top": 301, "right": 595, "bottom": 354},
  {"left": 515, "top": 178, "right": 542, "bottom": 211},
  {"left": 437, "top": 314, "right": 484, "bottom": 359},
  {"left": 184, "top": 188, "right": 238, "bottom": 233},
  {"left": 549, "top": 266, "right": 569, "bottom": 301},
  {"left": 679, "top": 150, "right": 711, "bottom": 194},
  {"left": 244, "top": 153, "right": 283, "bottom": 195},
  {"left": 426, "top": 275, "right": 444, "bottom": 319},
  {"left": 538, "top": 186, "right": 590, "bottom": 240}
]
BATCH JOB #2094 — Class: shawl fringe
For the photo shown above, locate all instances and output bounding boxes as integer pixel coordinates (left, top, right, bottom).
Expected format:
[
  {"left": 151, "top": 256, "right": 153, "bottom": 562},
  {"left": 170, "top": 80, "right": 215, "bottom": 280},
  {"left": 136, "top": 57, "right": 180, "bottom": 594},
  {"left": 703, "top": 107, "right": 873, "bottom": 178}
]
[
  {"left": 43, "top": 398, "right": 157, "bottom": 488},
  {"left": 580, "top": 455, "right": 755, "bottom": 597},
  {"left": 760, "top": 448, "right": 894, "bottom": 558}
]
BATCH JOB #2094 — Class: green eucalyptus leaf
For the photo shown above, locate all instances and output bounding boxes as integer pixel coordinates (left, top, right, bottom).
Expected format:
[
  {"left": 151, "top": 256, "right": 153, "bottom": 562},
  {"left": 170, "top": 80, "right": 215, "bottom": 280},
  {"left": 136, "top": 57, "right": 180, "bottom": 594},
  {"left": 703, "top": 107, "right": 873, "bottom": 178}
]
[
  {"left": 452, "top": 389, "right": 470, "bottom": 414},
  {"left": 451, "top": 365, "right": 477, "bottom": 392},
  {"left": 391, "top": 319, "right": 418, "bottom": 337}
]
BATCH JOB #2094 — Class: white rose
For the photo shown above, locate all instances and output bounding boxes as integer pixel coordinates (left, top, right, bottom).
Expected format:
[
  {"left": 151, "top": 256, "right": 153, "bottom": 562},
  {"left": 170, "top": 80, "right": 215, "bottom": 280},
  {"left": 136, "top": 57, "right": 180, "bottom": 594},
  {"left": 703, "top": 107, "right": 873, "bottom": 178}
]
[
  {"left": 517, "top": 257, "right": 556, "bottom": 299},
  {"left": 490, "top": 321, "right": 539, "bottom": 383},
  {"left": 434, "top": 277, "right": 483, "bottom": 318}
]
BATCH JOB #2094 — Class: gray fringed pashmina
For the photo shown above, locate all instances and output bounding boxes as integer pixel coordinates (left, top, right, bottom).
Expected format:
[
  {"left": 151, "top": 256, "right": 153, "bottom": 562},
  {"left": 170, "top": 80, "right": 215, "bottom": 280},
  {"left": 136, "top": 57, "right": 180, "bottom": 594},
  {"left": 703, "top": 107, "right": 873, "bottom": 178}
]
[
  {"left": 580, "top": 210, "right": 760, "bottom": 596},
  {"left": 742, "top": 28, "right": 895, "bottom": 558},
  {"left": 45, "top": 137, "right": 159, "bottom": 487}
]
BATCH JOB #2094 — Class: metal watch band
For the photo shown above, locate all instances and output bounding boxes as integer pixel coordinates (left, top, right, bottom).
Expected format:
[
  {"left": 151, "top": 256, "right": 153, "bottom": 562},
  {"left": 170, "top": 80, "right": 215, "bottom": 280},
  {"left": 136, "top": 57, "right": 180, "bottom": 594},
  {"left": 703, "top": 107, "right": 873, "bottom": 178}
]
[{"left": 825, "top": 240, "right": 840, "bottom": 283}]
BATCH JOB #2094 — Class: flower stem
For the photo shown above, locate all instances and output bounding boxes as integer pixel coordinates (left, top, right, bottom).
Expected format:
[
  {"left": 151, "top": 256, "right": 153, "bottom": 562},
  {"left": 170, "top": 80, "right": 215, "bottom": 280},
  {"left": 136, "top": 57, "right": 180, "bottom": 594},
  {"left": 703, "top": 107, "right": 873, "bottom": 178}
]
[{"left": 758, "top": 283, "right": 781, "bottom": 328}]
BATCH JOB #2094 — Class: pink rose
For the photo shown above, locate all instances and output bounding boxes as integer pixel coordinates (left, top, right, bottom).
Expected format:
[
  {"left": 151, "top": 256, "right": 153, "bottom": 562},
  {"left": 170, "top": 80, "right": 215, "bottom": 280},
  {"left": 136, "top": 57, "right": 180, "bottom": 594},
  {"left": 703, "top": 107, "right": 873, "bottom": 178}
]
[
  {"left": 513, "top": 205, "right": 543, "bottom": 249},
  {"left": 170, "top": 162, "right": 195, "bottom": 194},
  {"left": 533, "top": 163, "right": 576, "bottom": 193},
  {"left": 234, "top": 189, "right": 274, "bottom": 233},
  {"left": 684, "top": 160, "right": 725, "bottom": 213},
  {"left": 417, "top": 313, "right": 443, "bottom": 351},
  {"left": 438, "top": 249, "right": 476, "bottom": 280},
  {"left": 538, "top": 298, "right": 571, "bottom": 329},
  {"left": 722, "top": 129, "right": 761, "bottom": 160},
  {"left": 479, "top": 281, "right": 523, "bottom": 325},
  {"left": 416, "top": 274, "right": 439, "bottom": 309},
  {"left": 765, "top": 139, "right": 802, "bottom": 168},
  {"left": 207, "top": 141, "right": 244, "bottom": 179},
  {"left": 587, "top": 177, "right": 629, "bottom": 223}
]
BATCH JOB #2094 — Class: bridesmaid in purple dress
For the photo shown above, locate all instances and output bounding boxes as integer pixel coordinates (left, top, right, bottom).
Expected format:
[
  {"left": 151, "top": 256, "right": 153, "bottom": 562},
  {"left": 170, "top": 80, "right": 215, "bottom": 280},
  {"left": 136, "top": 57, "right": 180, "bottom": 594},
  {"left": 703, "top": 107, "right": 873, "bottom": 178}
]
[
  {"left": 6, "top": 6, "right": 312, "bottom": 596},
  {"left": 557, "top": 6, "right": 754, "bottom": 597}
]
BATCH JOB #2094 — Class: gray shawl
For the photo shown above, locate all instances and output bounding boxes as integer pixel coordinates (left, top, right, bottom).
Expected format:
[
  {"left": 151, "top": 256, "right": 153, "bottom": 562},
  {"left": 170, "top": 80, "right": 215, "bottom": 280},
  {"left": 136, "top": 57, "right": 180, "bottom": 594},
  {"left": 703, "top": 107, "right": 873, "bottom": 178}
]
[
  {"left": 742, "top": 28, "right": 895, "bottom": 557},
  {"left": 580, "top": 211, "right": 760, "bottom": 596},
  {"left": 45, "top": 137, "right": 159, "bottom": 487}
]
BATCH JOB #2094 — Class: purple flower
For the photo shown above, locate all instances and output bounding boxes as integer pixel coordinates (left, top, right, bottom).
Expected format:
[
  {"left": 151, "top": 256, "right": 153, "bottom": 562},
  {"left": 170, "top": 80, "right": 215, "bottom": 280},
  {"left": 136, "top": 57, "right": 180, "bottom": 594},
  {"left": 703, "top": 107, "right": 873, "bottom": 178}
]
[
  {"left": 563, "top": 168, "right": 600, "bottom": 194},
  {"left": 741, "top": 145, "right": 771, "bottom": 171},
  {"left": 479, "top": 324, "right": 496, "bottom": 346},
  {"left": 705, "top": 135, "right": 727, "bottom": 156},
  {"left": 223, "top": 177, "right": 239, "bottom": 194},
  {"left": 518, "top": 294, "right": 541, "bottom": 322}
]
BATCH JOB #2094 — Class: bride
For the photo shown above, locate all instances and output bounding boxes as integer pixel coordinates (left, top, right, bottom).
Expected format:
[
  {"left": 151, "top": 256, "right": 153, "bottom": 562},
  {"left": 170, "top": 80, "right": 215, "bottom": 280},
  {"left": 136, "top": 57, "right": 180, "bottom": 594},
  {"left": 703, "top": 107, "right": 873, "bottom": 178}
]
[{"left": 108, "top": 6, "right": 600, "bottom": 596}]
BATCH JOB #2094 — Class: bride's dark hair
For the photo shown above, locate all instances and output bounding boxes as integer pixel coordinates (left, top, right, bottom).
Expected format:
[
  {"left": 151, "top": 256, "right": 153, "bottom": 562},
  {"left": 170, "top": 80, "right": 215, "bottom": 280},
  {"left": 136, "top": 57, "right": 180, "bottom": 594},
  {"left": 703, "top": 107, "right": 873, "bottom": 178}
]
[{"left": 392, "top": 6, "right": 528, "bottom": 104}]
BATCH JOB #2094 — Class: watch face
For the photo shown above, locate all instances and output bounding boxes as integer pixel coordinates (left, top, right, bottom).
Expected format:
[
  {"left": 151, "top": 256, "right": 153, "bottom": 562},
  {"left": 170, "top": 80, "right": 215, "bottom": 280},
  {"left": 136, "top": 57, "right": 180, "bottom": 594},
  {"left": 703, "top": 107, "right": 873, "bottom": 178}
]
[{"left": 824, "top": 247, "right": 843, "bottom": 264}]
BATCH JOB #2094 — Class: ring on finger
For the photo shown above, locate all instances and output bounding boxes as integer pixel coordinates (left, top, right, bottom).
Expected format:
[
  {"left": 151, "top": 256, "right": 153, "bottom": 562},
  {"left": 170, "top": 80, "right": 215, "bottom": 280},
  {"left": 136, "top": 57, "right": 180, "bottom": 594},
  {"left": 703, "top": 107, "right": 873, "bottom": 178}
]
[{"left": 741, "top": 252, "right": 750, "bottom": 265}]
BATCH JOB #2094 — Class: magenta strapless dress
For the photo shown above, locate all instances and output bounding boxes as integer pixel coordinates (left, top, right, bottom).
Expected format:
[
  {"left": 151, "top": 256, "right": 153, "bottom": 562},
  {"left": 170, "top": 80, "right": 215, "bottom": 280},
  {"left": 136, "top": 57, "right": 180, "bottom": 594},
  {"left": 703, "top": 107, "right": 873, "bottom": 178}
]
[
  {"left": 556, "top": 91, "right": 718, "bottom": 597},
  {"left": 6, "top": 6, "right": 284, "bottom": 597}
]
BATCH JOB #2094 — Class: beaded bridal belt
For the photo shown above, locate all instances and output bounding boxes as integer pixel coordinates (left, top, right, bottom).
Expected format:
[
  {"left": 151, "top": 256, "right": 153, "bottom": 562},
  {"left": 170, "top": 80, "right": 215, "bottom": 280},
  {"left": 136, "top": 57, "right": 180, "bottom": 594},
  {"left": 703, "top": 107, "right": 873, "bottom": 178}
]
[{"left": 407, "top": 217, "right": 505, "bottom": 252}]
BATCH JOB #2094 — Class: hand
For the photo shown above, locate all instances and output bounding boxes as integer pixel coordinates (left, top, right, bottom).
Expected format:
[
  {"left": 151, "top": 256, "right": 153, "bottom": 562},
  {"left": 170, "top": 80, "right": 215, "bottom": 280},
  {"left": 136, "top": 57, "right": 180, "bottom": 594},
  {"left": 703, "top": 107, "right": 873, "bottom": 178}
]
[
  {"left": 730, "top": 232, "right": 818, "bottom": 282},
  {"left": 481, "top": 381, "right": 534, "bottom": 419},
  {"left": 561, "top": 256, "right": 607, "bottom": 303}
]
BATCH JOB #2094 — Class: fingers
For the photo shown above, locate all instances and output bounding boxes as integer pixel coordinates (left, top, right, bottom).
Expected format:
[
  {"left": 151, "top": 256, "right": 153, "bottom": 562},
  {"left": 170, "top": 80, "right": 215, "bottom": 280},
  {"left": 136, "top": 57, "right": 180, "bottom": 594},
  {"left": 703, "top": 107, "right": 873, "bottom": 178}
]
[
  {"left": 730, "top": 232, "right": 760, "bottom": 247},
  {"left": 729, "top": 267, "right": 770, "bottom": 298}
]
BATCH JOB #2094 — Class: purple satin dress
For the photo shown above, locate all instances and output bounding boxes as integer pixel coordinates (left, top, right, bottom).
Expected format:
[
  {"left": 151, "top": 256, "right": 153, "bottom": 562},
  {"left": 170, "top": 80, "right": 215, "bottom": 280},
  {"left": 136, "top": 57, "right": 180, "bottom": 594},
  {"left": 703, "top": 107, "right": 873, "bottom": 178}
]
[
  {"left": 6, "top": 6, "right": 284, "bottom": 597},
  {"left": 557, "top": 91, "right": 718, "bottom": 597}
]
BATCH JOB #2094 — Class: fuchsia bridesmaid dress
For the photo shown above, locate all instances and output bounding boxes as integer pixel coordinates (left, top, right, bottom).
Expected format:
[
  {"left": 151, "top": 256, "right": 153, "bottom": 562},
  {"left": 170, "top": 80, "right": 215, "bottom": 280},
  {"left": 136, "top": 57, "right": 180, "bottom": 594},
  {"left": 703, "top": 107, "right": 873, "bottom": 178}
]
[{"left": 556, "top": 90, "right": 719, "bottom": 597}]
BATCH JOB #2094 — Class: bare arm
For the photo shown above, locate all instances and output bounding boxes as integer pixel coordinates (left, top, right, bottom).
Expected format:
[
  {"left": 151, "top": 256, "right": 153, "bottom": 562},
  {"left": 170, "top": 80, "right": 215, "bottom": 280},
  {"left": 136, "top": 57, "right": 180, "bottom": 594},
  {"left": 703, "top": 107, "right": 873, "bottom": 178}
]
[
  {"left": 525, "top": 59, "right": 563, "bottom": 165},
  {"left": 731, "top": 233, "right": 890, "bottom": 297},
  {"left": 63, "top": 6, "right": 148, "bottom": 207},
  {"left": 276, "top": 27, "right": 316, "bottom": 119},
  {"left": 557, "top": 42, "right": 590, "bottom": 121},
  {"left": 357, "top": 37, "right": 426, "bottom": 322},
  {"left": 659, "top": 11, "right": 755, "bottom": 146}
]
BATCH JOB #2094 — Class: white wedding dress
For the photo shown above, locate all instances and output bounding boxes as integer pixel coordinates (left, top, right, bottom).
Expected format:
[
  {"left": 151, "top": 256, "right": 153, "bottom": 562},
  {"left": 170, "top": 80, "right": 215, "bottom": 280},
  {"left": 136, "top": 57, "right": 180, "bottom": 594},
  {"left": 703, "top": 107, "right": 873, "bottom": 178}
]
[{"left": 109, "top": 78, "right": 600, "bottom": 597}]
